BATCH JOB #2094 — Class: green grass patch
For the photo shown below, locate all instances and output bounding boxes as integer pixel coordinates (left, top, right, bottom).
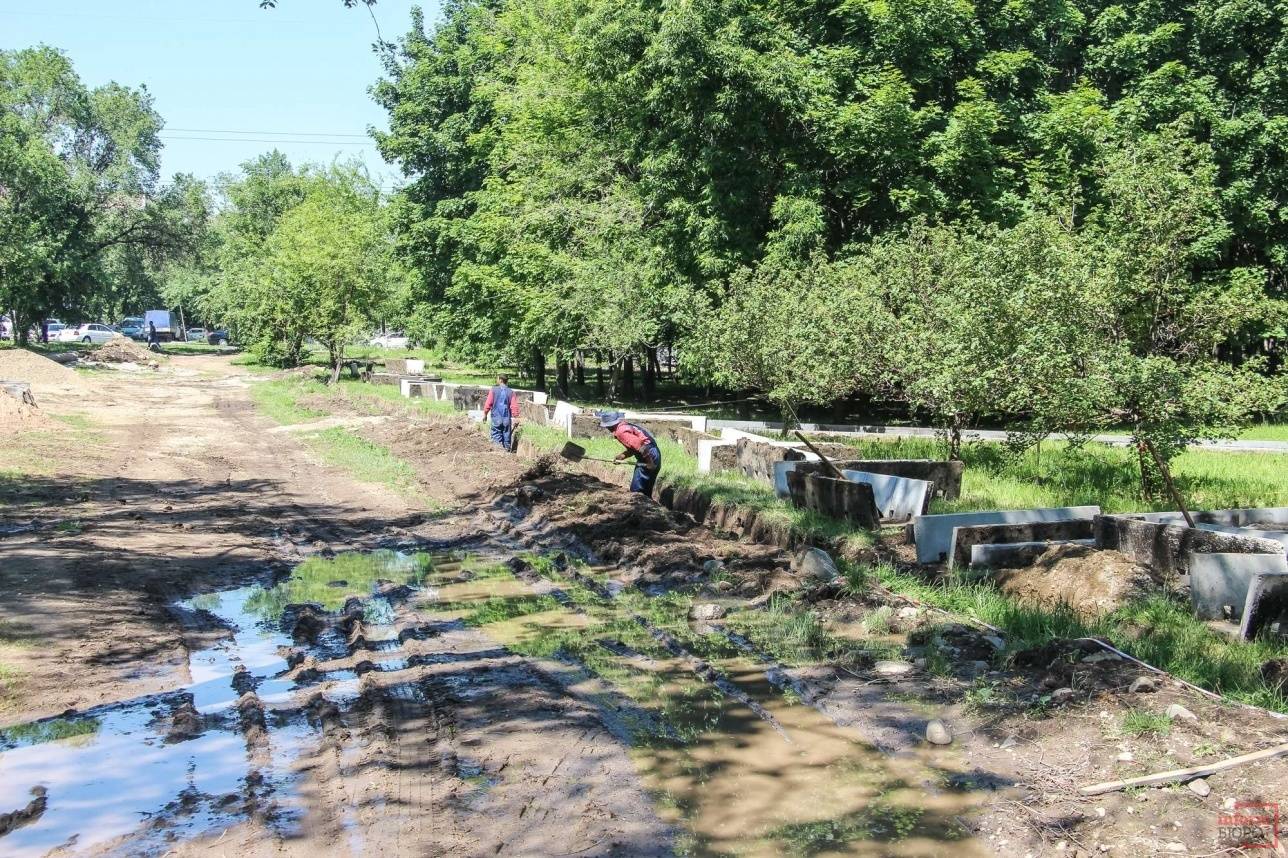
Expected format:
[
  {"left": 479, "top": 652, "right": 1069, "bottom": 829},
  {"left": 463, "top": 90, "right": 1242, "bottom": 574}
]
[
  {"left": 333, "top": 378, "right": 458, "bottom": 417},
  {"left": 870, "top": 563, "right": 1288, "bottom": 712},
  {"left": 241, "top": 550, "right": 434, "bottom": 617},
  {"left": 1239, "top": 420, "right": 1288, "bottom": 442},
  {"left": 1120, "top": 710, "right": 1172, "bottom": 737},
  {"left": 160, "top": 342, "right": 239, "bottom": 355},
  {"left": 303, "top": 427, "right": 422, "bottom": 499},
  {"left": 727, "top": 594, "right": 895, "bottom": 666},
  {"left": 248, "top": 377, "right": 328, "bottom": 425}
]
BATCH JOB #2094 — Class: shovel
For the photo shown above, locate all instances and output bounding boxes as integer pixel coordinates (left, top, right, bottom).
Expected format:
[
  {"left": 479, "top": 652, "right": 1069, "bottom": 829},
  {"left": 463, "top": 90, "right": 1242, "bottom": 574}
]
[{"left": 559, "top": 441, "right": 634, "bottom": 466}]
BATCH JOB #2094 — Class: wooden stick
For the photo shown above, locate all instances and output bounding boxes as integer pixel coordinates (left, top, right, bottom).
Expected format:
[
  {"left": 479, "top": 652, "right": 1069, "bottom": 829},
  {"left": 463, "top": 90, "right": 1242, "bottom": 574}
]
[
  {"left": 1078, "top": 742, "right": 1288, "bottom": 796},
  {"left": 793, "top": 431, "right": 845, "bottom": 479},
  {"left": 1143, "top": 439, "right": 1196, "bottom": 528}
]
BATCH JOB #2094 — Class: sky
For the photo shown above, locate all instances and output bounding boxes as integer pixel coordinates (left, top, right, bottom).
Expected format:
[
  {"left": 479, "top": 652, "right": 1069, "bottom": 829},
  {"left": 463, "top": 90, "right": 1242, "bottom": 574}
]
[{"left": 2, "top": 0, "right": 436, "bottom": 190}]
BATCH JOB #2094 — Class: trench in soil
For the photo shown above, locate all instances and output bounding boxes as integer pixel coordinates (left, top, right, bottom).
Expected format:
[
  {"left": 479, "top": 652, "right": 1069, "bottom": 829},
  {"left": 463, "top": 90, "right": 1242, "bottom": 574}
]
[{"left": 0, "top": 549, "right": 988, "bottom": 857}]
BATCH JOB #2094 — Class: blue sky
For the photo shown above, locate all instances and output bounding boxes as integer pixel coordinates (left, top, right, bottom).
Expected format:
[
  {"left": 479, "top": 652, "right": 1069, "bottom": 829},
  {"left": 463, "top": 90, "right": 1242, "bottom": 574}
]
[{"left": 2, "top": 0, "right": 435, "bottom": 189}]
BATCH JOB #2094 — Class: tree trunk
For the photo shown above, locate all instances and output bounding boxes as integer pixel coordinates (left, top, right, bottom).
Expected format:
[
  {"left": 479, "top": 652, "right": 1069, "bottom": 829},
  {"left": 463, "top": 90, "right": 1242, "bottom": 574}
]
[
  {"left": 595, "top": 352, "right": 606, "bottom": 399},
  {"left": 532, "top": 349, "right": 546, "bottom": 391},
  {"left": 621, "top": 353, "right": 635, "bottom": 398},
  {"left": 328, "top": 342, "right": 343, "bottom": 385},
  {"left": 642, "top": 346, "right": 656, "bottom": 402},
  {"left": 556, "top": 355, "right": 570, "bottom": 398},
  {"left": 575, "top": 351, "right": 585, "bottom": 386}
]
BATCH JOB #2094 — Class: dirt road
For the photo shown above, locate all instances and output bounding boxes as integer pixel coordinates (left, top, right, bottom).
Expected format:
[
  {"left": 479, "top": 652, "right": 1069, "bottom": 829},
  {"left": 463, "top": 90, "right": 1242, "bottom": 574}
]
[{"left": 3, "top": 355, "right": 1283, "bottom": 857}]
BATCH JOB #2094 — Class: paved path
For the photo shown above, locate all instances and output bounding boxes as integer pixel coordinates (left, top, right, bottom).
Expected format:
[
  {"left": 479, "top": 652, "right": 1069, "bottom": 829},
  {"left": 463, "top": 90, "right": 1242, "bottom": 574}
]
[{"left": 707, "top": 420, "right": 1288, "bottom": 454}]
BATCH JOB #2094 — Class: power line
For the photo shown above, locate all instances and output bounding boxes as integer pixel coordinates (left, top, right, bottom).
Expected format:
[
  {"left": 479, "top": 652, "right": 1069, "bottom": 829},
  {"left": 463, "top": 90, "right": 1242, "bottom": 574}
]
[
  {"left": 165, "top": 127, "right": 371, "bottom": 138},
  {"left": 159, "top": 135, "right": 376, "bottom": 146}
]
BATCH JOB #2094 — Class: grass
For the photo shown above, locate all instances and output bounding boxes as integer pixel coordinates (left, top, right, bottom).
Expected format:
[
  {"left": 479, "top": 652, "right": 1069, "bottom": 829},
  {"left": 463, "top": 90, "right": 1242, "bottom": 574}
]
[
  {"left": 303, "top": 427, "right": 422, "bottom": 499},
  {"left": 870, "top": 562, "right": 1288, "bottom": 712},
  {"left": 726, "top": 594, "right": 896, "bottom": 666},
  {"left": 1239, "top": 420, "right": 1288, "bottom": 442},
  {"left": 248, "top": 377, "right": 328, "bottom": 425},
  {"left": 159, "top": 342, "right": 239, "bottom": 355},
  {"left": 1120, "top": 710, "right": 1173, "bottom": 737}
]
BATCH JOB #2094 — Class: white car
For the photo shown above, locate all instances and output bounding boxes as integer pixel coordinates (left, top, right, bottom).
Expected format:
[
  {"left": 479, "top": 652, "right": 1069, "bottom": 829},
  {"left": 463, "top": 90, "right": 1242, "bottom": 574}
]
[
  {"left": 369, "top": 332, "right": 410, "bottom": 349},
  {"left": 58, "top": 323, "right": 119, "bottom": 344}
]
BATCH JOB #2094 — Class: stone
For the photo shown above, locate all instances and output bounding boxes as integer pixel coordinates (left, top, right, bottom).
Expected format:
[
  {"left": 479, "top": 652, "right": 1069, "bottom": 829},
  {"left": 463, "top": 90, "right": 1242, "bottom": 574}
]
[
  {"left": 689, "top": 603, "right": 727, "bottom": 621},
  {"left": 839, "top": 469, "right": 933, "bottom": 522},
  {"left": 1189, "top": 553, "right": 1288, "bottom": 621},
  {"left": 1129, "top": 676, "right": 1158, "bottom": 693},
  {"left": 1262, "top": 658, "right": 1288, "bottom": 693},
  {"left": 702, "top": 558, "right": 725, "bottom": 575},
  {"left": 773, "top": 460, "right": 800, "bottom": 498},
  {"left": 1165, "top": 703, "right": 1198, "bottom": 723},
  {"left": 1116, "top": 752, "right": 1135, "bottom": 763},
  {"left": 873, "top": 660, "right": 915, "bottom": 676},
  {"left": 897, "top": 606, "right": 921, "bottom": 620},
  {"left": 714, "top": 580, "right": 735, "bottom": 593},
  {"left": 1187, "top": 778, "right": 1210, "bottom": 797},
  {"left": 925, "top": 719, "right": 952, "bottom": 745},
  {"left": 697, "top": 438, "right": 737, "bottom": 474},
  {"left": 794, "top": 547, "right": 839, "bottom": 582},
  {"left": 1051, "top": 687, "right": 1076, "bottom": 704},
  {"left": 984, "top": 635, "right": 1005, "bottom": 651},
  {"left": 912, "top": 506, "right": 1101, "bottom": 565}
]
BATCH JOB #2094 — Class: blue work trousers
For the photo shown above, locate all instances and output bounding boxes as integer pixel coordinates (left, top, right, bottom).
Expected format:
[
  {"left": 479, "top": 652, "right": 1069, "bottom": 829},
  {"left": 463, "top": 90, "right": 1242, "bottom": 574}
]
[
  {"left": 490, "top": 420, "right": 514, "bottom": 451},
  {"left": 630, "top": 443, "right": 662, "bottom": 497}
]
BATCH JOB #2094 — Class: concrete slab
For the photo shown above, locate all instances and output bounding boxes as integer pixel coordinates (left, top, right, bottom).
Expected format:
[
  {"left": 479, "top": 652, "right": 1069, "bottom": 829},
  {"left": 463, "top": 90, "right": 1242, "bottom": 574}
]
[
  {"left": 948, "top": 518, "right": 1096, "bottom": 570},
  {"left": 840, "top": 470, "right": 931, "bottom": 522},
  {"left": 1189, "top": 553, "right": 1288, "bottom": 620},
  {"left": 1134, "top": 508, "right": 1288, "bottom": 527},
  {"left": 552, "top": 401, "right": 582, "bottom": 435},
  {"left": 533, "top": 391, "right": 548, "bottom": 405},
  {"left": 698, "top": 439, "right": 736, "bottom": 473},
  {"left": 969, "top": 539, "right": 1095, "bottom": 568},
  {"left": 405, "top": 359, "right": 425, "bottom": 375},
  {"left": 913, "top": 506, "right": 1101, "bottom": 565},
  {"left": 623, "top": 411, "right": 707, "bottom": 432},
  {"left": 773, "top": 461, "right": 798, "bottom": 498},
  {"left": 1196, "top": 523, "right": 1288, "bottom": 550},
  {"left": 1240, "top": 570, "right": 1288, "bottom": 640}
]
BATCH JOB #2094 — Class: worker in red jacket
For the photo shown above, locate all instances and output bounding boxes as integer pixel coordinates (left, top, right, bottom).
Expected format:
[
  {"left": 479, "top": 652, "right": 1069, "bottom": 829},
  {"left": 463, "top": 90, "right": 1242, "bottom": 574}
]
[
  {"left": 482, "top": 375, "right": 520, "bottom": 451},
  {"left": 599, "top": 411, "right": 662, "bottom": 497}
]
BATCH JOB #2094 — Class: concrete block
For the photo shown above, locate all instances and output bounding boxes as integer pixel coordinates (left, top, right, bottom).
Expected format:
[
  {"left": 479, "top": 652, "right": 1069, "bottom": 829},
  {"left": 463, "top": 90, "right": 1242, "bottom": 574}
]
[
  {"left": 948, "top": 518, "right": 1096, "bottom": 571},
  {"left": 913, "top": 506, "right": 1101, "bottom": 565},
  {"left": 552, "top": 401, "right": 582, "bottom": 435},
  {"left": 840, "top": 470, "right": 932, "bottom": 522},
  {"left": 970, "top": 539, "right": 1095, "bottom": 569},
  {"left": 673, "top": 427, "right": 717, "bottom": 458},
  {"left": 1240, "top": 570, "right": 1288, "bottom": 640},
  {"left": 698, "top": 439, "right": 736, "bottom": 473},
  {"left": 1133, "top": 508, "right": 1288, "bottom": 528},
  {"left": 783, "top": 471, "right": 886, "bottom": 525},
  {"left": 773, "top": 461, "right": 798, "bottom": 498},
  {"left": 533, "top": 391, "right": 548, "bottom": 405},
  {"left": 405, "top": 359, "right": 424, "bottom": 375},
  {"left": 794, "top": 459, "right": 964, "bottom": 500},
  {"left": 384, "top": 358, "right": 408, "bottom": 374},
  {"left": 1196, "top": 523, "right": 1288, "bottom": 551},
  {"left": 1094, "top": 515, "right": 1285, "bottom": 578},
  {"left": 1189, "top": 553, "right": 1288, "bottom": 621},
  {"left": 736, "top": 438, "right": 812, "bottom": 483},
  {"left": 400, "top": 378, "right": 414, "bottom": 398}
]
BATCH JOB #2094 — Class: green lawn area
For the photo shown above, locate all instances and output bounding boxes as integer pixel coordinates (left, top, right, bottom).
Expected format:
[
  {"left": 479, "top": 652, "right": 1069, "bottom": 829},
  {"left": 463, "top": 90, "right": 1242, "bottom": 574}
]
[{"left": 1239, "top": 420, "right": 1288, "bottom": 442}]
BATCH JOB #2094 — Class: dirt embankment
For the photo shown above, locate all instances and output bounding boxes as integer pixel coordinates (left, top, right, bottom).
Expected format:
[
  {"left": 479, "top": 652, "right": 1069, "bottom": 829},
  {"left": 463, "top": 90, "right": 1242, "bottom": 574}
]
[
  {"left": 0, "top": 349, "right": 86, "bottom": 396},
  {"left": 995, "top": 543, "right": 1156, "bottom": 616}
]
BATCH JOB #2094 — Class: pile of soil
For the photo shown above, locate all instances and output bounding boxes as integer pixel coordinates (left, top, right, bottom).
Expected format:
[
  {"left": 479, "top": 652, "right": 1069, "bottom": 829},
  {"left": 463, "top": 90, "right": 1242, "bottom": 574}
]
[
  {"left": 0, "top": 348, "right": 85, "bottom": 394},
  {"left": 93, "top": 338, "right": 160, "bottom": 367},
  {"left": 366, "top": 418, "right": 531, "bottom": 502},
  {"left": 995, "top": 543, "right": 1154, "bottom": 616},
  {"left": 0, "top": 386, "right": 52, "bottom": 433}
]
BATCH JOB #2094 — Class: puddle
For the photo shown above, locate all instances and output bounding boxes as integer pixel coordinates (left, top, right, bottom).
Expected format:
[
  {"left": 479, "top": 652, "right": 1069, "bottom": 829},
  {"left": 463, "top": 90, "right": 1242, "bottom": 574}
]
[
  {"left": 427, "top": 561, "right": 990, "bottom": 858},
  {"left": 0, "top": 550, "right": 436, "bottom": 855}
]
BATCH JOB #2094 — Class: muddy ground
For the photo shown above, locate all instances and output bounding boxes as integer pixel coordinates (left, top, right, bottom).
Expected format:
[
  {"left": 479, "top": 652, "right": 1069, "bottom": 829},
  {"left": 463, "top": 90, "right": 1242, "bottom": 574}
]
[{"left": 1, "top": 354, "right": 1285, "bottom": 857}]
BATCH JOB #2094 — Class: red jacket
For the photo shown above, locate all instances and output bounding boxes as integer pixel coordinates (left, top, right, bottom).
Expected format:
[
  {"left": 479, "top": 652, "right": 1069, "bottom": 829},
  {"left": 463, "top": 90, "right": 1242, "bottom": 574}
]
[{"left": 612, "top": 422, "right": 658, "bottom": 466}]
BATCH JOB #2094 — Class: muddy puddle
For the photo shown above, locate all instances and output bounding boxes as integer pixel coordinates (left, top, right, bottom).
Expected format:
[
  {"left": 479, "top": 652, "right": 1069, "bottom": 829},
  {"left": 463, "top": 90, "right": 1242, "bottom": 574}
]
[
  {"left": 420, "top": 560, "right": 990, "bottom": 857},
  {"left": 0, "top": 550, "right": 434, "bottom": 856}
]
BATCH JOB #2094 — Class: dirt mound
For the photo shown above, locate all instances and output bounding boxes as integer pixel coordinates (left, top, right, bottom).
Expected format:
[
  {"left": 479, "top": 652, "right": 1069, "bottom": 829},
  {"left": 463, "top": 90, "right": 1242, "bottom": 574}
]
[
  {"left": 366, "top": 418, "right": 530, "bottom": 501},
  {"left": 93, "top": 338, "right": 160, "bottom": 367},
  {"left": 0, "top": 386, "right": 52, "bottom": 433},
  {"left": 995, "top": 543, "right": 1154, "bottom": 616},
  {"left": 0, "top": 348, "right": 85, "bottom": 394}
]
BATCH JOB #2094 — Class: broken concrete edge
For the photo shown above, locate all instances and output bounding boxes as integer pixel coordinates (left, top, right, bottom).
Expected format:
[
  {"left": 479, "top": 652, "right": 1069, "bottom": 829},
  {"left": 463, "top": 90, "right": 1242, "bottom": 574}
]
[
  {"left": 968, "top": 539, "right": 1095, "bottom": 569},
  {"left": 948, "top": 518, "right": 1097, "bottom": 571},
  {"left": 1094, "top": 515, "right": 1285, "bottom": 579},
  {"left": 1239, "top": 569, "right": 1288, "bottom": 641},
  {"left": 912, "top": 506, "right": 1102, "bottom": 566}
]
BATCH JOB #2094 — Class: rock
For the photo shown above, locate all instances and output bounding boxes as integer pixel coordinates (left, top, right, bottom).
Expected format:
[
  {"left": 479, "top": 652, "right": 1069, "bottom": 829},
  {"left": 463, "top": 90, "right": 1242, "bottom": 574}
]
[
  {"left": 702, "top": 559, "right": 725, "bottom": 576},
  {"left": 1129, "top": 675, "right": 1158, "bottom": 693},
  {"left": 1160, "top": 844, "right": 1186, "bottom": 854},
  {"left": 1051, "top": 687, "right": 1076, "bottom": 705},
  {"left": 1000, "top": 735, "right": 1018, "bottom": 749},
  {"left": 925, "top": 719, "right": 952, "bottom": 745},
  {"left": 1116, "top": 752, "right": 1135, "bottom": 763},
  {"left": 713, "top": 580, "right": 735, "bottom": 593},
  {"left": 794, "top": 547, "right": 838, "bottom": 582},
  {"left": 1261, "top": 658, "right": 1288, "bottom": 693},
  {"left": 1222, "top": 797, "right": 1236, "bottom": 811},
  {"left": 984, "top": 635, "right": 1005, "bottom": 651},
  {"left": 1165, "top": 703, "right": 1198, "bottom": 723},
  {"left": 689, "top": 603, "right": 727, "bottom": 621},
  {"left": 897, "top": 606, "right": 920, "bottom": 620},
  {"left": 1187, "top": 778, "right": 1210, "bottom": 797},
  {"left": 873, "top": 659, "right": 915, "bottom": 676}
]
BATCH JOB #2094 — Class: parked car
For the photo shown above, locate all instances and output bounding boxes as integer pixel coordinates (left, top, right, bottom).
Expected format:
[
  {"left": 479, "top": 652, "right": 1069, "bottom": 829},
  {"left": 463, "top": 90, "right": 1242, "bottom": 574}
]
[
  {"left": 57, "top": 323, "right": 119, "bottom": 345},
  {"left": 118, "top": 317, "right": 146, "bottom": 340},
  {"left": 206, "top": 329, "right": 230, "bottom": 346},
  {"left": 33, "top": 320, "right": 65, "bottom": 341},
  {"left": 369, "top": 331, "right": 410, "bottom": 349},
  {"left": 186, "top": 328, "right": 208, "bottom": 342}
]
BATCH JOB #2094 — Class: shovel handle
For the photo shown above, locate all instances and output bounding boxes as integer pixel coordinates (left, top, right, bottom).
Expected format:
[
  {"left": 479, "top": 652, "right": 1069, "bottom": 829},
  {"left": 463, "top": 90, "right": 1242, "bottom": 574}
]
[{"left": 793, "top": 431, "right": 844, "bottom": 479}]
